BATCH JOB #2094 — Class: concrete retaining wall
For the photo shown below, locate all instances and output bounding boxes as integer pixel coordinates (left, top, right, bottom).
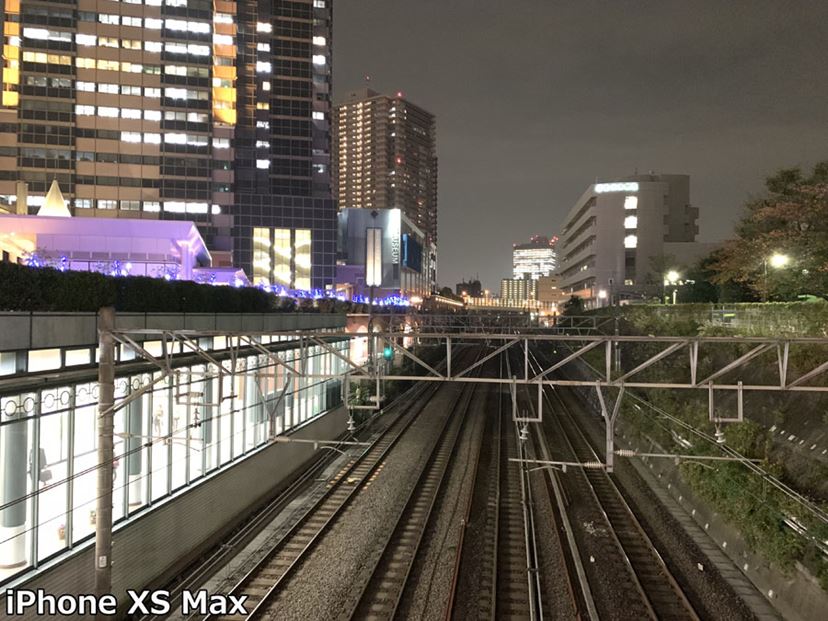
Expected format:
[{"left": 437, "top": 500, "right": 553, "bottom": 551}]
[{"left": 0, "top": 312, "right": 345, "bottom": 352}]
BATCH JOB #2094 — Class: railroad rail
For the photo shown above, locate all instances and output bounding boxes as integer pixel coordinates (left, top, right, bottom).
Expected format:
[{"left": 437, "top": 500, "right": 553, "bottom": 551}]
[
  {"left": 201, "top": 348, "right": 481, "bottom": 621},
  {"left": 528, "top": 348, "right": 699, "bottom": 621},
  {"left": 343, "top": 371, "right": 480, "bottom": 619}
]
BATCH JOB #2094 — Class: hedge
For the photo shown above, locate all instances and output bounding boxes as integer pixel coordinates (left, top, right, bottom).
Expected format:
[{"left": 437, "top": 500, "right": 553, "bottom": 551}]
[{"left": 0, "top": 262, "right": 370, "bottom": 314}]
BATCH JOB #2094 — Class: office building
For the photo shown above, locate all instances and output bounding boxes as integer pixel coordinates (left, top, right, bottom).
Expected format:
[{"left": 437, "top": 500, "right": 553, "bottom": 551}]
[
  {"left": 335, "top": 207, "right": 429, "bottom": 300},
  {"left": 513, "top": 235, "right": 557, "bottom": 280},
  {"left": 500, "top": 277, "right": 537, "bottom": 305},
  {"left": 456, "top": 279, "right": 482, "bottom": 298},
  {"left": 333, "top": 88, "right": 437, "bottom": 290},
  {"left": 557, "top": 173, "right": 707, "bottom": 307},
  {"left": 0, "top": 0, "right": 335, "bottom": 289}
]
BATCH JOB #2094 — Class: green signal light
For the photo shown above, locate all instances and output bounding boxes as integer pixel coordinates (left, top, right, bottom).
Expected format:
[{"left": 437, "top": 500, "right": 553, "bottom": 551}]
[{"left": 382, "top": 346, "right": 393, "bottom": 360}]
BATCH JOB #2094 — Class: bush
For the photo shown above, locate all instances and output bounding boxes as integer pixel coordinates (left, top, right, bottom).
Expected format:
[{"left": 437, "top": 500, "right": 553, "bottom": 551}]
[{"left": 0, "top": 262, "right": 350, "bottom": 314}]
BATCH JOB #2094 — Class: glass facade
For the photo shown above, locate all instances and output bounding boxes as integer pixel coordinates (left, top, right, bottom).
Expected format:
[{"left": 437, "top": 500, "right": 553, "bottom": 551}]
[
  {"left": 0, "top": 0, "right": 336, "bottom": 289},
  {"left": 0, "top": 334, "right": 346, "bottom": 584}
]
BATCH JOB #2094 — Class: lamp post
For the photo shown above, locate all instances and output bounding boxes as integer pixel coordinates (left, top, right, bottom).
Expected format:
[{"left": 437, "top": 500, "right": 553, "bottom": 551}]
[
  {"left": 762, "top": 253, "right": 789, "bottom": 302},
  {"left": 663, "top": 270, "right": 680, "bottom": 304}
]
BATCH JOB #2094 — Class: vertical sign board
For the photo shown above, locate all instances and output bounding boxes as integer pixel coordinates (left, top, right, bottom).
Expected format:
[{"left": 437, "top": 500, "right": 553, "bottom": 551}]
[{"left": 366, "top": 227, "right": 383, "bottom": 287}]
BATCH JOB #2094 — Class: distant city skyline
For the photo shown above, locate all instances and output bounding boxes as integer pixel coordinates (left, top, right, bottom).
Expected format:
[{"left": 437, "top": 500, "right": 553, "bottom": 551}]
[{"left": 333, "top": 0, "right": 828, "bottom": 290}]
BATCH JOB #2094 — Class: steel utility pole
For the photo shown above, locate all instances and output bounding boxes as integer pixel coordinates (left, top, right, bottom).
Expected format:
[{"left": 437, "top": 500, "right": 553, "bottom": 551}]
[{"left": 95, "top": 307, "right": 116, "bottom": 599}]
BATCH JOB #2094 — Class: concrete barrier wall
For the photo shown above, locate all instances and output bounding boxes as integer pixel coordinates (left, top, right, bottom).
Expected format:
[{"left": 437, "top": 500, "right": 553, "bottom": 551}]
[
  {"left": 15, "top": 405, "right": 349, "bottom": 618},
  {"left": 0, "top": 312, "right": 346, "bottom": 352}
]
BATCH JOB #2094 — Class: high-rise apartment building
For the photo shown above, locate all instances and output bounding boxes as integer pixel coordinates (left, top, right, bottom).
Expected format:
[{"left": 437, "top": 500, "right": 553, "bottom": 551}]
[
  {"left": 557, "top": 173, "right": 707, "bottom": 307},
  {"left": 512, "top": 235, "right": 557, "bottom": 280},
  {"left": 0, "top": 0, "right": 335, "bottom": 289},
  {"left": 333, "top": 88, "right": 437, "bottom": 289}
]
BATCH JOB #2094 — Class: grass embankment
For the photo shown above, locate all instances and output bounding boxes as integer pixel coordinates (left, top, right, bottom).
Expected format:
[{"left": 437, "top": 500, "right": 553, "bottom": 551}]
[{"left": 577, "top": 304, "right": 828, "bottom": 588}]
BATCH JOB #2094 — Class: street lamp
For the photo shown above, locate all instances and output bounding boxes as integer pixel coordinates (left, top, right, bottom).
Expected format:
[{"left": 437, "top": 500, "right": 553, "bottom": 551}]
[
  {"left": 597, "top": 288, "right": 608, "bottom": 307},
  {"left": 769, "top": 253, "right": 789, "bottom": 269},
  {"left": 762, "top": 253, "right": 790, "bottom": 301},
  {"left": 663, "top": 270, "right": 681, "bottom": 304}
]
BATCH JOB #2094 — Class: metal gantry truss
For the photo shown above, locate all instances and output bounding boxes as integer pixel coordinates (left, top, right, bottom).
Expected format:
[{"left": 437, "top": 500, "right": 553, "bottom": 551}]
[{"left": 86, "top": 319, "right": 828, "bottom": 596}]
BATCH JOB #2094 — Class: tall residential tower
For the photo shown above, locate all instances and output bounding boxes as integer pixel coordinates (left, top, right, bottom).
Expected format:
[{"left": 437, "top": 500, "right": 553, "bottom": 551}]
[
  {"left": 333, "top": 88, "right": 437, "bottom": 289},
  {"left": 0, "top": 0, "right": 335, "bottom": 288}
]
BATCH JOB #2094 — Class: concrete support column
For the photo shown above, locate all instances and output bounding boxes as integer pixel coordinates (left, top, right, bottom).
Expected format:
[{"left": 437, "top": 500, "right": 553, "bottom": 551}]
[
  {"left": 95, "top": 307, "right": 115, "bottom": 598},
  {"left": 0, "top": 397, "right": 27, "bottom": 569}
]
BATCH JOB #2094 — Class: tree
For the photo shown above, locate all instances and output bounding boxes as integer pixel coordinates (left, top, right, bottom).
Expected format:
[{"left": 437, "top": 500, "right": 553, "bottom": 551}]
[
  {"left": 562, "top": 295, "right": 584, "bottom": 315},
  {"left": 711, "top": 162, "right": 828, "bottom": 301}
]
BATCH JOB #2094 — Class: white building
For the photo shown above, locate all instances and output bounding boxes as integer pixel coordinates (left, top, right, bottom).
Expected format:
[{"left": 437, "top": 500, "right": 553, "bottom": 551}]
[
  {"left": 512, "top": 235, "right": 557, "bottom": 280},
  {"left": 557, "top": 173, "right": 711, "bottom": 307}
]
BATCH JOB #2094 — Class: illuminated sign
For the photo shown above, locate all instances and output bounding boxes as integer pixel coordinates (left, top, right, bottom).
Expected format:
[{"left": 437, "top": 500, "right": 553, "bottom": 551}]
[
  {"left": 595, "top": 182, "right": 639, "bottom": 194},
  {"left": 365, "top": 227, "right": 382, "bottom": 286},
  {"left": 389, "top": 209, "right": 401, "bottom": 265}
]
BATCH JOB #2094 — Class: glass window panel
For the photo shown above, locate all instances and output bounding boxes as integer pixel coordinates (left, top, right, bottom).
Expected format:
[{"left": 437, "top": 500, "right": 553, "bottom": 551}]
[
  {"left": 0, "top": 395, "right": 35, "bottom": 580},
  {"left": 71, "top": 383, "right": 97, "bottom": 544},
  {"left": 36, "top": 388, "right": 70, "bottom": 561},
  {"left": 294, "top": 229, "right": 311, "bottom": 290},
  {"left": 150, "top": 375, "right": 170, "bottom": 501}
]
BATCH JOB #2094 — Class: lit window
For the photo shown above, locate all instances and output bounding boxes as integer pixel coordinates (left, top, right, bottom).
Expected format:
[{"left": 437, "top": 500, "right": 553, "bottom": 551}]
[
  {"left": 145, "top": 87, "right": 161, "bottom": 98},
  {"left": 76, "top": 81, "right": 95, "bottom": 92},
  {"left": 99, "top": 37, "right": 118, "bottom": 48},
  {"left": 121, "top": 132, "right": 142, "bottom": 143},
  {"left": 256, "top": 22, "right": 272, "bottom": 33},
  {"left": 97, "top": 199, "right": 117, "bottom": 210},
  {"left": 312, "top": 55, "right": 326, "bottom": 66},
  {"left": 75, "top": 34, "right": 96, "bottom": 46},
  {"left": 75, "top": 105, "right": 95, "bottom": 116},
  {"left": 314, "top": 0, "right": 326, "bottom": 7},
  {"left": 122, "top": 85, "right": 141, "bottom": 96},
  {"left": 121, "top": 108, "right": 141, "bottom": 119},
  {"left": 144, "top": 201, "right": 161, "bottom": 212},
  {"left": 98, "top": 106, "right": 119, "bottom": 118},
  {"left": 624, "top": 235, "right": 638, "bottom": 249},
  {"left": 624, "top": 215, "right": 638, "bottom": 229},
  {"left": 262, "top": 81, "right": 271, "bottom": 91},
  {"left": 188, "top": 44, "right": 210, "bottom": 56},
  {"left": 624, "top": 195, "right": 638, "bottom": 210},
  {"left": 312, "top": 111, "right": 324, "bottom": 121},
  {"left": 165, "top": 87, "right": 187, "bottom": 100},
  {"left": 214, "top": 14, "right": 234, "bottom": 25},
  {"left": 256, "top": 61, "right": 272, "bottom": 73},
  {"left": 213, "top": 138, "right": 230, "bottom": 149},
  {"left": 313, "top": 36, "right": 327, "bottom": 46},
  {"left": 256, "top": 159, "right": 270, "bottom": 169},
  {"left": 122, "top": 16, "right": 142, "bottom": 27},
  {"left": 214, "top": 34, "right": 233, "bottom": 45},
  {"left": 75, "top": 199, "right": 92, "bottom": 209},
  {"left": 145, "top": 41, "right": 162, "bottom": 53},
  {"left": 143, "top": 133, "right": 161, "bottom": 144},
  {"left": 257, "top": 42, "right": 271, "bottom": 52},
  {"left": 163, "top": 201, "right": 185, "bottom": 213},
  {"left": 145, "top": 111, "right": 162, "bottom": 122},
  {"left": 185, "top": 202, "right": 208, "bottom": 214},
  {"left": 256, "top": 140, "right": 269, "bottom": 148},
  {"left": 256, "top": 121, "right": 270, "bottom": 129},
  {"left": 145, "top": 18, "right": 163, "bottom": 29},
  {"left": 99, "top": 14, "right": 119, "bottom": 25},
  {"left": 28, "top": 349, "right": 62, "bottom": 372}
]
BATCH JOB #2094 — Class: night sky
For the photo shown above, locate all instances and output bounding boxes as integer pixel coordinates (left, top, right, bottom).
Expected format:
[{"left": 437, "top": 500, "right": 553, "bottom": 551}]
[{"left": 333, "top": 0, "right": 828, "bottom": 291}]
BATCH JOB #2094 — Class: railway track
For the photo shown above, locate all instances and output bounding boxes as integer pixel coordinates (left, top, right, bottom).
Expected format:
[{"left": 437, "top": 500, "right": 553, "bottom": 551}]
[
  {"left": 201, "top": 347, "right": 481, "bottom": 621},
  {"left": 342, "top": 374, "right": 480, "bottom": 619},
  {"left": 528, "top": 348, "right": 699, "bottom": 621}
]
